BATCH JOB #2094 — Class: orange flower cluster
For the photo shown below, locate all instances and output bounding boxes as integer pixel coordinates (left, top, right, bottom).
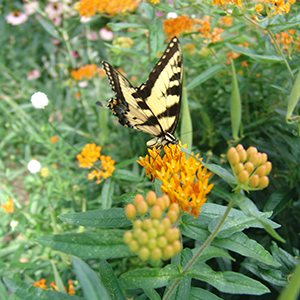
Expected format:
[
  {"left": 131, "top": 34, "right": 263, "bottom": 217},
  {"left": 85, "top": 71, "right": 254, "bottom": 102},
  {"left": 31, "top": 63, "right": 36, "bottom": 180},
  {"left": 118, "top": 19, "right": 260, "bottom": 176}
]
[
  {"left": 77, "top": 144, "right": 115, "bottom": 184},
  {"left": 196, "top": 16, "right": 225, "bottom": 44},
  {"left": 74, "top": 0, "right": 139, "bottom": 17},
  {"left": 1, "top": 198, "right": 14, "bottom": 214},
  {"left": 70, "top": 64, "right": 105, "bottom": 81},
  {"left": 137, "top": 143, "right": 214, "bottom": 218},
  {"left": 273, "top": 30, "right": 300, "bottom": 55},
  {"left": 213, "top": 0, "right": 295, "bottom": 17},
  {"left": 163, "top": 15, "right": 193, "bottom": 41},
  {"left": 33, "top": 279, "right": 75, "bottom": 295}
]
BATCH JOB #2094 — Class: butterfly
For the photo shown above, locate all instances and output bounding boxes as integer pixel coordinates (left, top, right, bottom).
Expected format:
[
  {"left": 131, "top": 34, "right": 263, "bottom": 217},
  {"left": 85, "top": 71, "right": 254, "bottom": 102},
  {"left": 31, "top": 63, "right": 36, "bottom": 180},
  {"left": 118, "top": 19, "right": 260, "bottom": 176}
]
[{"left": 101, "top": 36, "right": 183, "bottom": 148}]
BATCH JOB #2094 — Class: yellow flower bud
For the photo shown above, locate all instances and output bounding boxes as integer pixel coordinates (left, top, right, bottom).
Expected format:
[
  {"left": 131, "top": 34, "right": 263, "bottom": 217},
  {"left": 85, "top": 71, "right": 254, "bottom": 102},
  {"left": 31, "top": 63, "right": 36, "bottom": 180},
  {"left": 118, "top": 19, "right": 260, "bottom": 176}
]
[
  {"left": 238, "top": 170, "right": 249, "bottom": 183},
  {"left": 161, "top": 217, "right": 171, "bottom": 229},
  {"left": 148, "top": 228, "right": 158, "bottom": 239},
  {"left": 133, "top": 228, "right": 142, "bottom": 239},
  {"left": 238, "top": 149, "right": 247, "bottom": 163},
  {"left": 150, "top": 205, "right": 163, "bottom": 219},
  {"left": 236, "top": 144, "right": 245, "bottom": 152},
  {"left": 165, "top": 228, "right": 180, "bottom": 243},
  {"left": 169, "top": 203, "right": 179, "bottom": 215},
  {"left": 246, "top": 146, "right": 258, "bottom": 160},
  {"left": 137, "top": 231, "right": 149, "bottom": 245},
  {"left": 234, "top": 163, "right": 244, "bottom": 175},
  {"left": 156, "top": 223, "right": 166, "bottom": 235},
  {"left": 133, "top": 219, "right": 142, "bottom": 230},
  {"left": 259, "top": 176, "right": 269, "bottom": 189},
  {"left": 155, "top": 197, "right": 166, "bottom": 210},
  {"left": 150, "top": 247, "right": 162, "bottom": 261},
  {"left": 152, "top": 219, "right": 160, "bottom": 228},
  {"left": 251, "top": 153, "right": 262, "bottom": 167},
  {"left": 249, "top": 174, "right": 260, "bottom": 188},
  {"left": 256, "top": 165, "right": 267, "bottom": 177},
  {"left": 157, "top": 236, "right": 168, "bottom": 248},
  {"left": 244, "top": 161, "right": 254, "bottom": 174},
  {"left": 228, "top": 148, "right": 240, "bottom": 165},
  {"left": 136, "top": 200, "right": 148, "bottom": 216},
  {"left": 146, "top": 191, "right": 157, "bottom": 207},
  {"left": 134, "top": 194, "right": 144, "bottom": 207},
  {"left": 261, "top": 153, "right": 268, "bottom": 164},
  {"left": 167, "top": 209, "right": 178, "bottom": 223},
  {"left": 125, "top": 203, "right": 136, "bottom": 220},
  {"left": 163, "top": 245, "right": 174, "bottom": 260},
  {"left": 265, "top": 161, "right": 272, "bottom": 175},
  {"left": 142, "top": 219, "right": 152, "bottom": 231},
  {"left": 148, "top": 238, "right": 157, "bottom": 250},
  {"left": 138, "top": 247, "right": 150, "bottom": 261},
  {"left": 129, "top": 240, "right": 139, "bottom": 252},
  {"left": 161, "top": 195, "right": 170, "bottom": 209},
  {"left": 172, "top": 240, "right": 182, "bottom": 254},
  {"left": 123, "top": 231, "right": 133, "bottom": 244}
]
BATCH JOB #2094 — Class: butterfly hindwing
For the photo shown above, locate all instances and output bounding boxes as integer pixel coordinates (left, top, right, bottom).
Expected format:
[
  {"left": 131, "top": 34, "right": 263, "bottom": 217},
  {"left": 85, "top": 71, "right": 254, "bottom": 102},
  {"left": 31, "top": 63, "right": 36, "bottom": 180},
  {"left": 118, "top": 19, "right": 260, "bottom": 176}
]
[{"left": 102, "top": 36, "right": 183, "bottom": 147}]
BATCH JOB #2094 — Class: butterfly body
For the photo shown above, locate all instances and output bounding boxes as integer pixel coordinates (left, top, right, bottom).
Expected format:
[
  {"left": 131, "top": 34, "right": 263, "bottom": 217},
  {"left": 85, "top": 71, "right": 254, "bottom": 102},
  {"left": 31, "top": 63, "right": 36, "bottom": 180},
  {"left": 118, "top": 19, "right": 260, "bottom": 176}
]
[{"left": 102, "top": 36, "right": 183, "bottom": 147}]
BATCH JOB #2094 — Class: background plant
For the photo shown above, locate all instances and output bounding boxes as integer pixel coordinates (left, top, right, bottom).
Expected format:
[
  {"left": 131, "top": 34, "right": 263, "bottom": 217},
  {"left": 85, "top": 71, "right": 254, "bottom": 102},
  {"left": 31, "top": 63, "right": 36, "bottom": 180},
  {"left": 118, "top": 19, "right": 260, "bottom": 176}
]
[{"left": 0, "top": 0, "right": 299, "bottom": 299}]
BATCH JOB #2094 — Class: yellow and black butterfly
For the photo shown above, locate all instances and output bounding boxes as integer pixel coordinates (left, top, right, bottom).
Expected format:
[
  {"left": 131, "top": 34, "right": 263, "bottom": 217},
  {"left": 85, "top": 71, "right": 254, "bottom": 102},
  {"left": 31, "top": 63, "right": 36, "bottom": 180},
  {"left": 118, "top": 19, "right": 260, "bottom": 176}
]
[{"left": 101, "top": 36, "right": 183, "bottom": 147}]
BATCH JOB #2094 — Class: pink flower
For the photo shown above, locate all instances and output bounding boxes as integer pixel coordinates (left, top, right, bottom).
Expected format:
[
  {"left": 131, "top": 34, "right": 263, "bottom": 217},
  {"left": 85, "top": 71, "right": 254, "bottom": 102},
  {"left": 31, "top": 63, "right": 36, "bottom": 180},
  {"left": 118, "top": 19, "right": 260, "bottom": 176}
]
[
  {"left": 5, "top": 10, "right": 28, "bottom": 26},
  {"left": 45, "top": 2, "right": 63, "bottom": 17},
  {"left": 87, "top": 31, "right": 98, "bottom": 41},
  {"left": 27, "top": 69, "right": 41, "bottom": 81},
  {"left": 23, "top": 0, "right": 39, "bottom": 15},
  {"left": 99, "top": 27, "right": 114, "bottom": 41}
]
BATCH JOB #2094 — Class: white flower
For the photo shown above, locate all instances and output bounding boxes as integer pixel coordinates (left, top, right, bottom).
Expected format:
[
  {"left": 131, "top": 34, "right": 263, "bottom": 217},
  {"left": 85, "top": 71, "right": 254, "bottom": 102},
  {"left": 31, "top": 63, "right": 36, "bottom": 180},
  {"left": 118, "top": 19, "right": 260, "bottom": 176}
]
[
  {"left": 10, "top": 220, "right": 19, "bottom": 230},
  {"left": 99, "top": 27, "right": 113, "bottom": 41},
  {"left": 27, "top": 159, "right": 41, "bottom": 173},
  {"left": 30, "top": 92, "right": 49, "bottom": 109},
  {"left": 5, "top": 10, "right": 28, "bottom": 26},
  {"left": 167, "top": 12, "right": 178, "bottom": 19}
]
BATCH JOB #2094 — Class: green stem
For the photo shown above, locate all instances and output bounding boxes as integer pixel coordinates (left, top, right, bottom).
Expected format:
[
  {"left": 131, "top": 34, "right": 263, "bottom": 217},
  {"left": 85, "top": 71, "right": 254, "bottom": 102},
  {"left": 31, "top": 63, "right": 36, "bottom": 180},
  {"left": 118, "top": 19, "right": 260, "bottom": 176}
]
[{"left": 163, "top": 198, "right": 235, "bottom": 300}]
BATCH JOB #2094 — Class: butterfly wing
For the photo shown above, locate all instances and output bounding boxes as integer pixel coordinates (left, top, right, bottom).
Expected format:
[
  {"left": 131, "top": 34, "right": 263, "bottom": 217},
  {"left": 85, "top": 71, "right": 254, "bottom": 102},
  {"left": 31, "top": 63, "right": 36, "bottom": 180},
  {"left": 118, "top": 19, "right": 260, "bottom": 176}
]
[{"left": 102, "top": 36, "right": 183, "bottom": 146}]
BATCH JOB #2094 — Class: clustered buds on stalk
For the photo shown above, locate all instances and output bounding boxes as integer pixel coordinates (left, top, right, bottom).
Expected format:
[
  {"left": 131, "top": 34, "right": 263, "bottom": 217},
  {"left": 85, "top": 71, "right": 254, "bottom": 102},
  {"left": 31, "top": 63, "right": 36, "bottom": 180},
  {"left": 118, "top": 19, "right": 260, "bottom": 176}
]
[
  {"left": 227, "top": 144, "right": 272, "bottom": 190},
  {"left": 123, "top": 191, "right": 181, "bottom": 262}
]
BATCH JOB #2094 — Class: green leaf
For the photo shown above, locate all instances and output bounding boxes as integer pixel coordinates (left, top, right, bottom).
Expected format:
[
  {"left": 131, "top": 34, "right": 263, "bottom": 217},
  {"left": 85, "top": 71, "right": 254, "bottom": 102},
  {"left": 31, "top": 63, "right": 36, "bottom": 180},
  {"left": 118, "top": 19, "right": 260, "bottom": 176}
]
[
  {"left": 103, "top": 43, "right": 146, "bottom": 56},
  {"left": 233, "top": 194, "right": 285, "bottom": 242},
  {"left": 58, "top": 208, "right": 131, "bottom": 228},
  {"left": 230, "top": 59, "right": 241, "bottom": 140},
  {"left": 286, "top": 69, "right": 300, "bottom": 119},
  {"left": 186, "top": 64, "right": 223, "bottom": 91},
  {"left": 181, "top": 85, "right": 193, "bottom": 149},
  {"left": 241, "top": 262, "right": 287, "bottom": 287},
  {"left": 37, "top": 230, "right": 133, "bottom": 259},
  {"left": 3, "top": 278, "right": 83, "bottom": 300},
  {"left": 164, "top": 277, "right": 191, "bottom": 300},
  {"left": 189, "top": 287, "right": 224, "bottom": 300},
  {"left": 102, "top": 178, "right": 115, "bottom": 209},
  {"left": 143, "top": 288, "right": 161, "bottom": 300},
  {"left": 187, "top": 261, "right": 270, "bottom": 295},
  {"left": 99, "top": 260, "right": 126, "bottom": 300},
  {"left": 36, "top": 17, "right": 61, "bottom": 41},
  {"left": 119, "top": 264, "right": 181, "bottom": 290},
  {"left": 112, "top": 169, "right": 142, "bottom": 182},
  {"left": 106, "top": 23, "right": 146, "bottom": 31},
  {"left": 72, "top": 257, "right": 111, "bottom": 300},
  {"left": 264, "top": 188, "right": 296, "bottom": 217},
  {"left": 191, "top": 246, "right": 234, "bottom": 263},
  {"left": 149, "top": 19, "right": 164, "bottom": 61},
  {"left": 226, "top": 43, "right": 283, "bottom": 62}
]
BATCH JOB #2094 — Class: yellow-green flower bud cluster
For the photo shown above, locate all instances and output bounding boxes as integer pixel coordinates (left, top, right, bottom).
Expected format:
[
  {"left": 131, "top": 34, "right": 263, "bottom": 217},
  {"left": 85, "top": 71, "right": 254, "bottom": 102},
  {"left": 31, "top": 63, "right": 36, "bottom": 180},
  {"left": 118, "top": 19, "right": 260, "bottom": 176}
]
[
  {"left": 227, "top": 144, "right": 272, "bottom": 191},
  {"left": 124, "top": 191, "right": 181, "bottom": 262}
]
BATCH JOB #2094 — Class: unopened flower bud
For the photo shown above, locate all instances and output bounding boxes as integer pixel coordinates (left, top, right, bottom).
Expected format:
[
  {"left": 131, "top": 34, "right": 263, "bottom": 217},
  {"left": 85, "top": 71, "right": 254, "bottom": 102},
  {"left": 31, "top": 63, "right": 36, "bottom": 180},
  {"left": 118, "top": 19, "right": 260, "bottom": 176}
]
[
  {"left": 247, "top": 146, "right": 258, "bottom": 160},
  {"left": 133, "top": 228, "right": 142, "bottom": 239},
  {"left": 236, "top": 144, "right": 245, "bottom": 152},
  {"left": 165, "top": 228, "right": 180, "bottom": 243},
  {"left": 134, "top": 194, "right": 144, "bottom": 207},
  {"left": 251, "top": 153, "right": 262, "bottom": 167},
  {"left": 238, "top": 170, "right": 249, "bottom": 183},
  {"left": 142, "top": 219, "right": 152, "bottom": 231},
  {"left": 150, "top": 205, "right": 163, "bottom": 219},
  {"left": 249, "top": 174, "right": 259, "bottom": 188},
  {"left": 163, "top": 245, "right": 174, "bottom": 260},
  {"left": 133, "top": 219, "right": 142, "bottom": 230},
  {"left": 261, "top": 153, "right": 268, "bottom": 164},
  {"left": 136, "top": 200, "right": 148, "bottom": 216},
  {"left": 256, "top": 165, "right": 267, "bottom": 177},
  {"left": 155, "top": 197, "right": 165, "bottom": 210},
  {"left": 161, "top": 195, "right": 170, "bottom": 209},
  {"left": 234, "top": 163, "right": 244, "bottom": 175},
  {"left": 228, "top": 148, "right": 240, "bottom": 165},
  {"left": 152, "top": 219, "right": 160, "bottom": 228},
  {"left": 259, "top": 176, "right": 269, "bottom": 189},
  {"left": 157, "top": 236, "right": 168, "bottom": 248},
  {"left": 125, "top": 204, "right": 136, "bottom": 220},
  {"left": 169, "top": 203, "right": 179, "bottom": 215},
  {"left": 265, "top": 161, "right": 272, "bottom": 174},
  {"left": 157, "top": 223, "right": 166, "bottom": 235},
  {"left": 244, "top": 161, "right": 254, "bottom": 174},
  {"left": 148, "top": 238, "right": 157, "bottom": 250},
  {"left": 167, "top": 209, "right": 178, "bottom": 223},
  {"left": 129, "top": 240, "right": 139, "bottom": 252},
  {"left": 150, "top": 247, "right": 162, "bottom": 261},
  {"left": 161, "top": 217, "right": 171, "bottom": 229},
  {"left": 148, "top": 228, "right": 158, "bottom": 239},
  {"left": 138, "top": 247, "right": 150, "bottom": 260},
  {"left": 146, "top": 191, "right": 157, "bottom": 207},
  {"left": 123, "top": 231, "right": 133, "bottom": 244},
  {"left": 172, "top": 240, "right": 182, "bottom": 254},
  {"left": 137, "top": 231, "right": 149, "bottom": 245}
]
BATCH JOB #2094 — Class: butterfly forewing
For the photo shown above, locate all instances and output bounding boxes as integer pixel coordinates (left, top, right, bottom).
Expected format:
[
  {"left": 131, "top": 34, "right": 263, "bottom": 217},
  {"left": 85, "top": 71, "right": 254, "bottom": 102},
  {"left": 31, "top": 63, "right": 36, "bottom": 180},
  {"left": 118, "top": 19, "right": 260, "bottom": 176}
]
[{"left": 102, "top": 36, "right": 183, "bottom": 147}]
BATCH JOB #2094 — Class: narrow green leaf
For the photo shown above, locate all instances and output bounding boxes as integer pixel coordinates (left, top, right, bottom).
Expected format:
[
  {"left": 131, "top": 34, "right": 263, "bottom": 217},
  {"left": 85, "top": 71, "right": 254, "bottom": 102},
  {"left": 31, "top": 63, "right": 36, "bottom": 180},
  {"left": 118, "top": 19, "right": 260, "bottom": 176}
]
[
  {"left": 58, "top": 208, "right": 131, "bottom": 228},
  {"left": 99, "top": 260, "right": 126, "bottom": 300},
  {"left": 180, "top": 85, "right": 193, "bottom": 149},
  {"left": 164, "top": 277, "right": 191, "bottom": 300},
  {"left": 241, "top": 262, "right": 287, "bottom": 287},
  {"left": 102, "top": 178, "right": 115, "bottom": 209},
  {"left": 149, "top": 19, "right": 164, "bottom": 61},
  {"left": 37, "top": 230, "right": 133, "bottom": 259},
  {"left": 191, "top": 246, "right": 234, "bottom": 263},
  {"left": 106, "top": 23, "right": 146, "bottom": 31},
  {"left": 187, "top": 261, "right": 270, "bottom": 295},
  {"left": 103, "top": 43, "right": 145, "bottom": 56},
  {"left": 119, "top": 265, "right": 181, "bottom": 290},
  {"left": 226, "top": 43, "right": 283, "bottom": 61},
  {"left": 286, "top": 70, "right": 300, "bottom": 119},
  {"left": 230, "top": 59, "right": 241, "bottom": 140},
  {"left": 186, "top": 64, "right": 223, "bottom": 91},
  {"left": 72, "top": 257, "right": 111, "bottom": 300},
  {"left": 0, "top": 280, "right": 8, "bottom": 300},
  {"left": 51, "top": 260, "right": 65, "bottom": 294},
  {"left": 189, "top": 287, "right": 224, "bottom": 300},
  {"left": 36, "top": 17, "right": 61, "bottom": 40},
  {"left": 3, "top": 278, "right": 83, "bottom": 300},
  {"left": 144, "top": 288, "right": 161, "bottom": 300},
  {"left": 113, "top": 169, "right": 141, "bottom": 182}
]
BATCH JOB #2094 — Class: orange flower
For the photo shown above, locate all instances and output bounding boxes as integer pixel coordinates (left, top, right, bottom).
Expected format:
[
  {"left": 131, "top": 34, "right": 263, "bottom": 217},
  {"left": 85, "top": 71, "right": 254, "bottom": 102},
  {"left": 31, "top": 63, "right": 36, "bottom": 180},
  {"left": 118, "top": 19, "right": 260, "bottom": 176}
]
[
  {"left": 137, "top": 142, "right": 214, "bottom": 218},
  {"left": 71, "top": 64, "right": 103, "bottom": 81},
  {"left": 74, "top": 0, "right": 139, "bottom": 17},
  {"left": 77, "top": 143, "right": 102, "bottom": 169},
  {"left": 68, "top": 280, "right": 75, "bottom": 296},
  {"left": 1, "top": 198, "right": 14, "bottom": 214},
  {"left": 50, "top": 136, "right": 58, "bottom": 144},
  {"left": 163, "top": 15, "right": 193, "bottom": 41},
  {"left": 241, "top": 61, "right": 248, "bottom": 67},
  {"left": 49, "top": 282, "right": 58, "bottom": 291},
  {"left": 33, "top": 279, "right": 47, "bottom": 289},
  {"left": 220, "top": 16, "right": 233, "bottom": 27}
]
